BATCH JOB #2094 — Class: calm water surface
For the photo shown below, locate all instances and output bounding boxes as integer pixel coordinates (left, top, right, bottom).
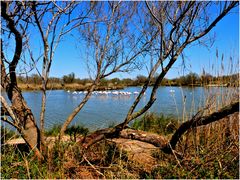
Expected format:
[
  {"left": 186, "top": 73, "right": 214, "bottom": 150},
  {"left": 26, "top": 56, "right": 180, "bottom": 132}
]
[{"left": 3, "top": 86, "right": 235, "bottom": 131}]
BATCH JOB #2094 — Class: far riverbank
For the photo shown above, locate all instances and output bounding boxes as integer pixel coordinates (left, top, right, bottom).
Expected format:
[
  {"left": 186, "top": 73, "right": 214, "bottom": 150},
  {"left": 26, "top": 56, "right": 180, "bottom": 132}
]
[{"left": 17, "top": 82, "right": 236, "bottom": 91}]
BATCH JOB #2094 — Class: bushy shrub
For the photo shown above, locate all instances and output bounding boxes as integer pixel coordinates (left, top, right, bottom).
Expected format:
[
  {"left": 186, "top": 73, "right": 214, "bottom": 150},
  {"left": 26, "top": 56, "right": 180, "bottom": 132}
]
[{"left": 65, "top": 125, "right": 89, "bottom": 142}]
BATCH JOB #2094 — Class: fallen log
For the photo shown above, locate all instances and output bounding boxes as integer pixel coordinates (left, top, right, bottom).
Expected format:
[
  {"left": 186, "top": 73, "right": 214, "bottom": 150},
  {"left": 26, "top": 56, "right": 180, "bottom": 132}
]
[
  {"left": 83, "top": 101, "right": 239, "bottom": 156},
  {"left": 119, "top": 129, "right": 168, "bottom": 149}
]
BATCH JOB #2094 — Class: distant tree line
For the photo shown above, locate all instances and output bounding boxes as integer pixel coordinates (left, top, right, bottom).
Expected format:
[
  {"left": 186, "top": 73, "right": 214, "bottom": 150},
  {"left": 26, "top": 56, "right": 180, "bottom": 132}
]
[
  {"left": 17, "top": 72, "right": 239, "bottom": 87},
  {"left": 169, "top": 73, "right": 239, "bottom": 86}
]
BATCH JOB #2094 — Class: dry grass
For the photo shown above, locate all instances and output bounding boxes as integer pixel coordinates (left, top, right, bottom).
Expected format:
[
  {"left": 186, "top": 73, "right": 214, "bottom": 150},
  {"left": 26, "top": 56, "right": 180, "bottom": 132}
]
[
  {"left": 160, "top": 113, "right": 239, "bottom": 179},
  {"left": 2, "top": 110, "right": 238, "bottom": 179}
]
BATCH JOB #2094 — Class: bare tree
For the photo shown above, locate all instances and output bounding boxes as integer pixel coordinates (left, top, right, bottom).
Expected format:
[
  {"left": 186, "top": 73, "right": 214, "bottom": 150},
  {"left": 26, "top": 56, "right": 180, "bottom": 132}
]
[
  {"left": 83, "top": 1, "right": 238, "bottom": 148},
  {"left": 1, "top": 1, "right": 94, "bottom": 157},
  {"left": 59, "top": 1, "right": 156, "bottom": 138},
  {"left": 1, "top": 1, "right": 43, "bottom": 159},
  {"left": 30, "top": 1, "right": 93, "bottom": 150},
  {"left": 0, "top": 1, "right": 155, "bottom": 156}
]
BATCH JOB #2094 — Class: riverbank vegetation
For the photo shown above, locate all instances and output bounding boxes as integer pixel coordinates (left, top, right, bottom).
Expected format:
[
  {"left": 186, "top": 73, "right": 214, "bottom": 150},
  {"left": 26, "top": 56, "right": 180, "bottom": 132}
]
[
  {"left": 1, "top": 1, "right": 238, "bottom": 179},
  {"left": 16, "top": 72, "right": 239, "bottom": 91},
  {"left": 2, "top": 110, "right": 239, "bottom": 178}
]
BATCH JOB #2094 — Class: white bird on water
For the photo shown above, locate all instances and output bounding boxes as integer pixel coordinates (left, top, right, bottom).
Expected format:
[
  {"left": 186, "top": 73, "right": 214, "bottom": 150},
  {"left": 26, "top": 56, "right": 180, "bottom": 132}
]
[
  {"left": 112, "top": 91, "right": 119, "bottom": 95},
  {"left": 133, "top": 91, "right": 139, "bottom": 95}
]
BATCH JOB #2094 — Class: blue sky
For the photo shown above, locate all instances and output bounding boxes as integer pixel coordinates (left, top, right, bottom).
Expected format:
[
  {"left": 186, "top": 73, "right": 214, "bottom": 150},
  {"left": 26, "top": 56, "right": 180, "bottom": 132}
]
[
  {"left": 166, "top": 7, "right": 239, "bottom": 79},
  {"left": 48, "top": 4, "right": 239, "bottom": 79},
  {"left": 6, "top": 2, "right": 238, "bottom": 80}
]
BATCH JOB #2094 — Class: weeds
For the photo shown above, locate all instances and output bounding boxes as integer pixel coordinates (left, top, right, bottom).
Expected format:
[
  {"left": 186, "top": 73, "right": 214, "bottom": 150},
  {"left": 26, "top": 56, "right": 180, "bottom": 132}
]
[
  {"left": 148, "top": 113, "right": 239, "bottom": 179},
  {"left": 1, "top": 110, "right": 238, "bottom": 179},
  {"left": 132, "top": 113, "right": 178, "bottom": 135},
  {"left": 44, "top": 124, "right": 62, "bottom": 136},
  {"left": 1, "top": 126, "right": 19, "bottom": 144},
  {"left": 65, "top": 125, "right": 89, "bottom": 142}
]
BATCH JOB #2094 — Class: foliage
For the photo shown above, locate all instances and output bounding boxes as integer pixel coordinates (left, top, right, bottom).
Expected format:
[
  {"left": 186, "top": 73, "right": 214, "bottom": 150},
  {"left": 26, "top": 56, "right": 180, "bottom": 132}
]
[
  {"left": 1, "top": 1, "right": 238, "bottom": 178},
  {"left": 1, "top": 139, "right": 132, "bottom": 179},
  {"left": 45, "top": 124, "right": 62, "bottom": 136},
  {"left": 132, "top": 113, "right": 178, "bottom": 135},
  {"left": 16, "top": 72, "right": 239, "bottom": 90},
  {"left": 148, "top": 118, "right": 239, "bottom": 179},
  {"left": 177, "top": 73, "right": 200, "bottom": 85},
  {"left": 65, "top": 125, "right": 89, "bottom": 142},
  {"left": 45, "top": 124, "right": 89, "bottom": 140},
  {"left": 99, "top": 78, "right": 108, "bottom": 86},
  {"left": 1, "top": 115, "right": 238, "bottom": 179},
  {"left": 62, "top": 73, "right": 75, "bottom": 84},
  {"left": 135, "top": 75, "right": 148, "bottom": 85}
]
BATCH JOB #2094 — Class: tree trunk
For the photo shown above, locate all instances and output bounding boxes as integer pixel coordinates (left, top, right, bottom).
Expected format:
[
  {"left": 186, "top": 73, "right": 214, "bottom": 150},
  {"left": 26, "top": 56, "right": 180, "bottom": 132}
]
[
  {"left": 1, "top": 1, "right": 43, "bottom": 159},
  {"left": 7, "top": 88, "right": 42, "bottom": 159},
  {"left": 40, "top": 86, "right": 47, "bottom": 152},
  {"left": 1, "top": 60, "right": 43, "bottom": 160},
  {"left": 60, "top": 83, "right": 97, "bottom": 139}
]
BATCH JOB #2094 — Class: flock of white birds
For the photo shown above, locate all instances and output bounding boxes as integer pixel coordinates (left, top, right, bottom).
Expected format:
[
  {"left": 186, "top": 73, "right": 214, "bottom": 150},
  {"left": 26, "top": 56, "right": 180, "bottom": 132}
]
[
  {"left": 67, "top": 89, "right": 175, "bottom": 96},
  {"left": 67, "top": 90, "right": 144, "bottom": 96}
]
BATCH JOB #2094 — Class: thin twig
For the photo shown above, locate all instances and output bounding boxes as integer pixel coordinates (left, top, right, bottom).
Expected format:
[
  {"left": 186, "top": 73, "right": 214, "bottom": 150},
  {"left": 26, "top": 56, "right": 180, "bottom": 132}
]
[
  {"left": 83, "top": 155, "right": 105, "bottom": 177},
  {"left": 168, "top": 143, "right": 182, "bottom": 168}
]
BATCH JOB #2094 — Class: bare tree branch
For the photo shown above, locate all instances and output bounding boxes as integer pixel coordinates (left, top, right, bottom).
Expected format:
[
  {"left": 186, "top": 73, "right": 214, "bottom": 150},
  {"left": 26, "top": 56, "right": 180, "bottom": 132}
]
[
  {"left": 82, "top": 1, "right": 238, "bottom": 149},
  {"left": 0, "top": 96, "right": 20, "bottom": 130},
  {"left": 163, "top": 101, "right": 239, "bottom": 153}
]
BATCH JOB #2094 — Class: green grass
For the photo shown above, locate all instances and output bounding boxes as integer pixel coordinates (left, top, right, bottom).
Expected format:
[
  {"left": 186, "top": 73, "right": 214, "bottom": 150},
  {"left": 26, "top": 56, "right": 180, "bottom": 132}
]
[
  {"left": 132, "top": 112, "right": 178, "bottom": 135},
  {"left": 1, "top": 127, "right": 19, "bottom": 145},
  {"left": 1, "top": 119, "right": 239, "bottom": 179},
  {"left": 45, "top": 124, "right": 89, "bottom": 139},
  {"left": 45, "top": 124, "right": 62, "bottom": 136},
  {"left": 65, "top": 125, "right": 89, "bottom": 141}
]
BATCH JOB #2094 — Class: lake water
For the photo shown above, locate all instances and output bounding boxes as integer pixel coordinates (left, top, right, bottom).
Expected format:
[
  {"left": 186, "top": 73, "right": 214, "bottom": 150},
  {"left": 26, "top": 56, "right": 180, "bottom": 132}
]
[{"left": 2, "top": 86, "right": 236, "bottom": 131}]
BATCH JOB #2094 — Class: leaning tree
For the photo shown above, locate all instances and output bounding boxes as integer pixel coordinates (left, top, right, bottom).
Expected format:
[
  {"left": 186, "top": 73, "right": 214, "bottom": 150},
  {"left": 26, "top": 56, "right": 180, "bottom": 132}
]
[
  {"left": 1, "top": 1, "right": 95, "bottom": 158},
  {"left": 82, "top": 1, "right": 239, "bottom": 149}
]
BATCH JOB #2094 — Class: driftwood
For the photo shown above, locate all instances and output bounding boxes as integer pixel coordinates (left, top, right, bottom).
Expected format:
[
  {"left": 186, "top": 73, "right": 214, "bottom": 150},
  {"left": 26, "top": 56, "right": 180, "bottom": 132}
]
[
  {"left": 119, "top": 129, "right": 168, "bottom": 149},
  {"left": 83, "top": 101, "right": 239, "bottom": 155}
]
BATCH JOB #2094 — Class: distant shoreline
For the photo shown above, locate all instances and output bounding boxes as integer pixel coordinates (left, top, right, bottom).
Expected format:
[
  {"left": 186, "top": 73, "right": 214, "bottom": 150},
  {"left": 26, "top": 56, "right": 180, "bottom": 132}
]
[
  {"left": 18, "top": 83, "right": 125, "bottom": 91},
  {"left": 17, "top": 83, "right": 236, "bottom": 91}
]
